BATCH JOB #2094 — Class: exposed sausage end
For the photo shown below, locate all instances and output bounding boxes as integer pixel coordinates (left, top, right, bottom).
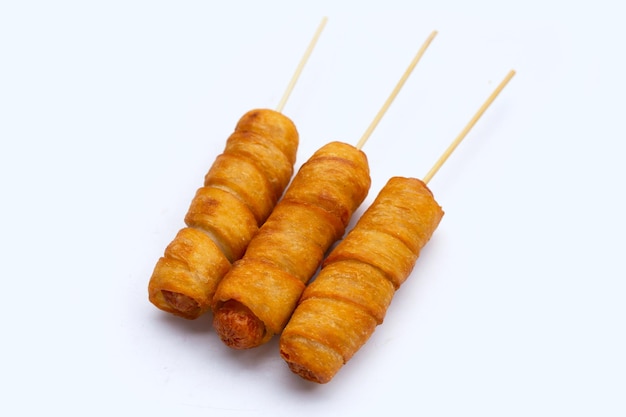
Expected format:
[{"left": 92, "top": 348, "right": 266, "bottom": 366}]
[{"left": 212, "top": 300, "right": 266, "bottom": 349}]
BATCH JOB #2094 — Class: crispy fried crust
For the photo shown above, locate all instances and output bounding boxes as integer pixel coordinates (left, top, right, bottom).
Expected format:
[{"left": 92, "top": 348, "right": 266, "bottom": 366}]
[
  {"left": 280, "top": 334, "right": 344, "bottom": 384},
  {"left": 213, "top": 142, "right": 371, "bottom": 347},
  {"left": 243, "top": 200, "right": 344, "bottom": 283},
  {"left": 212, "top": 258, "right": 305, "bottom": 347},
  {"left": 223, "top": 131, "right": 293, "bottom": 203},
  {"left": 148, "top": 109, "right": 298, "bottom": 319},
  {"left": 234, "top": 109, "right": 299, "bottom": 166},
  {"left": 280, "top": 177, "right": 444, "bottom": 382},
  {"left": 184, "top": 186, "right": 258, "bottom": 263},
  {"left": 282, "top": 142, "right": 371, "bottom": 226},
  {"left": 148, "top": 228, "right": 231, "bottom": 319},
  {"left": 301, "top": 260, "right": 394, "bottom": 324},
  {"left": 204, "top": 152, "right": 275, "bottom": 225}
]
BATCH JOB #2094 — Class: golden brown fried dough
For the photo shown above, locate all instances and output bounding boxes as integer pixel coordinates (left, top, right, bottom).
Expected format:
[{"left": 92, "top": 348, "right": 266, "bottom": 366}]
[
  {"left": 184, "top": 186, "right": 258, "bottom": 263},
  {"left": 148, "top": 227, "right": 231, "bottom": 319},
  {"left": 212, "top": 142, "right": 371, "bottom": 348},
  {"left": 280, "top": 177, "right": 444, "bottom": 382},
  {"left": 148, "top": 109, "right": 298, "bottom": 319}
]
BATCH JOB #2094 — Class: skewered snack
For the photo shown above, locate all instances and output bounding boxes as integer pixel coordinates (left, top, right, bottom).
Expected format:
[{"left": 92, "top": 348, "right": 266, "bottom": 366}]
[
  {"left": 212, "top": 141, "right": 371, "bottom": 347},
  {"left": 212, "top": 31, "right": 439, "bottom": 349},
  {"left": 147, "top": 18, "right": 328, "bottom": 320},
  {"left": 280, "top": 70, "right": 516, "bottom": 383}
]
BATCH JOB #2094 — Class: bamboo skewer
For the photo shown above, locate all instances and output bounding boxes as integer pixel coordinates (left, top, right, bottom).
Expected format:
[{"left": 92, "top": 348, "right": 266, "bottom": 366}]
[
  {"left": 356, "top": 30, "right": 438, "bottom": 150},
  {"left": 276, "top": 17, "right": 329, "bottom": 113},
  {"left": 423, "top": 69, "right": 516, "bottom": 184}
]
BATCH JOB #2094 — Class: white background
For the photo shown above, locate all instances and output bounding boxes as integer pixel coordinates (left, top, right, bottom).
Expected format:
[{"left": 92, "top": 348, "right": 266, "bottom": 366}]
[{"left": 1, "top": 1, "right": 625, "bottom": 416}]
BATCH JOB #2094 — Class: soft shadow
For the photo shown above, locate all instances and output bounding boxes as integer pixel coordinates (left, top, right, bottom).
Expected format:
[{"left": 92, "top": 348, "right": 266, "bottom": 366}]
[
  {"left": 155, "top": 308, "right": 214, "bottom": 335},
  {"left": 152, "top": 308, "right": 285, "bottom": 375},
  {"left": 150, "top": 305, "right": 339, "bottom": 392},
  {"left": 206, "top": 331, "right": 280, "bottom": 368},
  {"left": 277, "top": 366, "right": 324, "bottom": 393}
]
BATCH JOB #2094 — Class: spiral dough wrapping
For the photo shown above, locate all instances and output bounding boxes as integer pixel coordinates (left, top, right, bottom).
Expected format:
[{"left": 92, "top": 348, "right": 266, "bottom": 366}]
[
  {"left": 212, "top": 141, "right": 371, "bottom": 348},
  {"left": 148, "top": 109, "right": 299, "bottom": 319},
  {"left": 279, "top": 176, "right": 444, "bottom": 383}
]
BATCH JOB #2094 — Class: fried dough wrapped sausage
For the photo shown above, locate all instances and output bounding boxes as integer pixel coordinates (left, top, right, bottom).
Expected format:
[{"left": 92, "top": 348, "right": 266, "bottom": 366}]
[
  {"left": 212, "top": 141, "right": 371, "bottom": 348},
  {"left": 279, "top": 176, "right": 444, "bottom": 383},
  {"left": 148, "top": 109, "right": 298, "bottom": 319}
]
